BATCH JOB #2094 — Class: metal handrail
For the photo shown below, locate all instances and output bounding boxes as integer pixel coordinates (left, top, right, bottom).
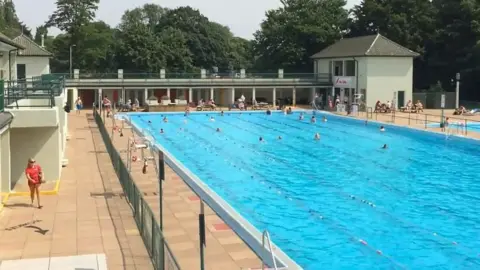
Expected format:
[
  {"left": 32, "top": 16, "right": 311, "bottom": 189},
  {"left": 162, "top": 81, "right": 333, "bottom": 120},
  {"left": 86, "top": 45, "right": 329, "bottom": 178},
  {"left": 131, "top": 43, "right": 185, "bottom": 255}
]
[{"left": 262, "top": 230, "right": 278, "bottom": 270}]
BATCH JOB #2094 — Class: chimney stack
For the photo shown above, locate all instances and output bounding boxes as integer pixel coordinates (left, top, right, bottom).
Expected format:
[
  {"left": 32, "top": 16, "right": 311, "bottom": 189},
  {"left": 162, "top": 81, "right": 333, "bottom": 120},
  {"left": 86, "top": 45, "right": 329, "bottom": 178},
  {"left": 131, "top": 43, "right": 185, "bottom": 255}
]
[{"left": 41, "top": 35, "right": 44, "bottom": 48}]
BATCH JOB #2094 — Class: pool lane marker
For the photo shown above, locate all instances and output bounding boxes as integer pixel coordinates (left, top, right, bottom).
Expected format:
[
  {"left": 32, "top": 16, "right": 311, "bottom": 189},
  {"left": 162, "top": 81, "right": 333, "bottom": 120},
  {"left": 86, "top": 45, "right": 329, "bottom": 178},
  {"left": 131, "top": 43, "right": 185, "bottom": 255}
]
[
  {"left": 163, "top": 116, "right": 406, "bottom": 268},
  {"left": 207, "top": 114, "right": 480, "bottom": 263},
  {"left": 141, "top": 115, "right": 474, "bottom": 266},
  {"left": 228, "top": 115, "right": 479, "bottom": 248}
]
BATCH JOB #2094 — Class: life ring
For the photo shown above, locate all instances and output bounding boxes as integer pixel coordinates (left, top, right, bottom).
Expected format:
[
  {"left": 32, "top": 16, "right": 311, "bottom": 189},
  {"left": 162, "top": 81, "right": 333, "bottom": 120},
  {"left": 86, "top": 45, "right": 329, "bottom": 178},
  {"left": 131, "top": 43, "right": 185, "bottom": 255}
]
[{"left": 132, "top": 156, "right": 138, "bottom": 162}]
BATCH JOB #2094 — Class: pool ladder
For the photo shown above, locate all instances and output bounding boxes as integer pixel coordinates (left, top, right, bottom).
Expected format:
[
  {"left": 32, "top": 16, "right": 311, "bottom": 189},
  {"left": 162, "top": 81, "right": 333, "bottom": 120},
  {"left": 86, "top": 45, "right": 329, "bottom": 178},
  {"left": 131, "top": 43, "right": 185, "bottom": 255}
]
[{"left": 262, "top": 230, "right": 279, "bottom": 270}]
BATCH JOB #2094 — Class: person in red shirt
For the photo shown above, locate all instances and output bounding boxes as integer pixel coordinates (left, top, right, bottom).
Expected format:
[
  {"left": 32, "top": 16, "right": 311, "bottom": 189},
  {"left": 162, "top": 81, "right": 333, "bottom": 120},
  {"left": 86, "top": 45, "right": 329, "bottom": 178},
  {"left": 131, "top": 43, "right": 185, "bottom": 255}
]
[{"left": 25, "top": 158, "right": 44, "bottom": 208}]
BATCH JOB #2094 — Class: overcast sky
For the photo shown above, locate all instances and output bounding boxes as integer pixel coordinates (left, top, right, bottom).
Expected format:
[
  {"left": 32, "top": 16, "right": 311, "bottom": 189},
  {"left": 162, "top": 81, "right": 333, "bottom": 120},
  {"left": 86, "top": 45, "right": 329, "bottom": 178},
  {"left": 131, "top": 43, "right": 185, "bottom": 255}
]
[{"left": 13, "top": 0, "right": 362, "bottom": 39}]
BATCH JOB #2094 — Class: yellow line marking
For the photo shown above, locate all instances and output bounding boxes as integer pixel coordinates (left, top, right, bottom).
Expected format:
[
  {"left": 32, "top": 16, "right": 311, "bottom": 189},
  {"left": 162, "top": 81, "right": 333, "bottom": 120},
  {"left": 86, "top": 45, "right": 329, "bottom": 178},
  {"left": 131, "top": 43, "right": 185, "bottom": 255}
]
[
  {"left": 0, "top": 193, "right": 10, "bottom": 213},
  {"left": 6, "top": 178, "right": 61, "bottom": 197}
]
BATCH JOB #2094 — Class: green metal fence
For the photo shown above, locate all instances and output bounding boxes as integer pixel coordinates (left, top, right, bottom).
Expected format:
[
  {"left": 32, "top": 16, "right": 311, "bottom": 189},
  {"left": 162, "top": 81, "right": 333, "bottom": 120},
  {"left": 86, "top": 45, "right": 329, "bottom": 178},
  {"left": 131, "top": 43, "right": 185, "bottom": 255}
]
[
  {"left": 93, "top": 108, "right": 180, "bottom": 270},
  {"left": 0, "top": 80, "right": 3, "bottom": 112}
]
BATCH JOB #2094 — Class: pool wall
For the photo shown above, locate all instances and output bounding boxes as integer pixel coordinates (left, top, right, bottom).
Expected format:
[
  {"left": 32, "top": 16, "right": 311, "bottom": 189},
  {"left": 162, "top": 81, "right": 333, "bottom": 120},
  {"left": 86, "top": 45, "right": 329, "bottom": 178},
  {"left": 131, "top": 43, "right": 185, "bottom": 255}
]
[{"left": 120, "top": 111, "right": 301, "bottom": 270}]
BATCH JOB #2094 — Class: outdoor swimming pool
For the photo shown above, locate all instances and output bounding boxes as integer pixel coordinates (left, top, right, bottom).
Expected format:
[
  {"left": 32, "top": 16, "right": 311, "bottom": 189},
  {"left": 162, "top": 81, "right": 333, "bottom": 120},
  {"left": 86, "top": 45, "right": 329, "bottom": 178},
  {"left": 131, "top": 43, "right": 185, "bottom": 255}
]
[{"left": 130, "top": 111, "right": 480, "bottom": 270}]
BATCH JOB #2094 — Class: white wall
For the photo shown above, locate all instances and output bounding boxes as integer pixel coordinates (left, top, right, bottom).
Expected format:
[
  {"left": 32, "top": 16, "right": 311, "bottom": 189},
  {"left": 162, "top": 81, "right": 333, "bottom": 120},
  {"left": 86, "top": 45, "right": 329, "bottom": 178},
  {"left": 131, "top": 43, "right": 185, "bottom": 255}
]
[
  {"left": 315, "top": 57, "right": 368, "bottom": 93},
  {"left": 0, "top": 126, "right": 11, "bottom": 193},
  {"left": 16, "top": 56, "right": 50, "bottom": 78},
  {"left": 0, "top": 53, "right": 15, "bottom": 80},
  {"left": 365, "top": 57, "right": 413, "bottom": 108},
  {"left": 10, "top": 126, "right": 61, "bottom": 187}
]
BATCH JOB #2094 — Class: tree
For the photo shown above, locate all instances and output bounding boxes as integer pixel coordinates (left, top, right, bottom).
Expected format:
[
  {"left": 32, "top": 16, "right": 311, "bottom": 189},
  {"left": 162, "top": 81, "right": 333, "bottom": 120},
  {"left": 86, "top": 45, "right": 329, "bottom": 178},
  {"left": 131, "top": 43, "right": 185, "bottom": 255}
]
[
  {"left": 431, "top": 0, "right": 480, "bottom": 99},
  {"left": 46, "top": 0, "right": 99, "bottom": 37},
  {"left": 253, "top": 0, "right": 349, "bottom": 72},
  {"left": 156, "top": 7, "right": 234, "bottom": 71},
  {"left": 34, "top": 25, "right": 48, "bottom": 44},
  {"left": 115, "top": 4, "right": 167, "bottom": 72},
  {"left": 348, "top": 0, "right": 437, "bottom": 89}
]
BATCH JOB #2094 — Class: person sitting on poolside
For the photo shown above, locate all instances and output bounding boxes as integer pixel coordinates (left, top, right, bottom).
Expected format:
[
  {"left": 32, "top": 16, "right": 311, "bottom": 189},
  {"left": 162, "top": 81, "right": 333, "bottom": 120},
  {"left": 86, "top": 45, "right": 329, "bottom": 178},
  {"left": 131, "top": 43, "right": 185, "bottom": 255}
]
[
  {"left": 163, "top": 116, "right": 168, "bottom": 123},
  {"left": 322, "top": 116, "right": 327, "bottom": 122},
  {"left": 380, "top": 126, "right": 385, "bottom": 132},
  {"left": 210, "top": 116, "right": 215, "bottom": 122},
  {"left": 160, "top": 128, "right": 164, "bottom": 134},
  {"left": 382, "top": 144, "right": 388, "bottom": 149},
  {"left": 314, "top": 133, "right": 320, "bottom": 140},
  {"left": 311, "top": 116, "right": 316, "bottom": 123},
  {"left": 299, "top": 113, "right": 304, "bottom": 120},
  {"left": 216, "top": 128, "right": 221, "bottom": 132}
]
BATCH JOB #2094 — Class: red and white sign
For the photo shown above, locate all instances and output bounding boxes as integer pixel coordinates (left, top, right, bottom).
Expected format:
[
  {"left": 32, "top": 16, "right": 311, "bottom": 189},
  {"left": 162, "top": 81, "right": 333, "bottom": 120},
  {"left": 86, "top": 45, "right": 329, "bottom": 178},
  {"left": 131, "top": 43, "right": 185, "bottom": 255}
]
[{"left": 333, "top": 76, "right": 353, "bottom": 88}]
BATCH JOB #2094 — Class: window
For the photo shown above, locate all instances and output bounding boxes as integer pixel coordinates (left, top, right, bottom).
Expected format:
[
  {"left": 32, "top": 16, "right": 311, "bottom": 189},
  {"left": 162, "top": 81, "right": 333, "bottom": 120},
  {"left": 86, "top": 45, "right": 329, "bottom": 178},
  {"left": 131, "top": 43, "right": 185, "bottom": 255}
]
[
  {"left": 334, "top": 61, "right": 343, "bottom": 76},
  {"left": 345, "top": 60, "right": 356, "bottom": 76}
]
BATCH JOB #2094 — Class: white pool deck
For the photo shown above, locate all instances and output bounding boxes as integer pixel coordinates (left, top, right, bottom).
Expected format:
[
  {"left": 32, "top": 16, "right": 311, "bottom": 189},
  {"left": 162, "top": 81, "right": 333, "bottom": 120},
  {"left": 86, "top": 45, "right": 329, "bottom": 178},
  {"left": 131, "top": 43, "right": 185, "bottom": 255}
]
[{"left": 0, "top": 254, "right": 107, "bottom": 270}]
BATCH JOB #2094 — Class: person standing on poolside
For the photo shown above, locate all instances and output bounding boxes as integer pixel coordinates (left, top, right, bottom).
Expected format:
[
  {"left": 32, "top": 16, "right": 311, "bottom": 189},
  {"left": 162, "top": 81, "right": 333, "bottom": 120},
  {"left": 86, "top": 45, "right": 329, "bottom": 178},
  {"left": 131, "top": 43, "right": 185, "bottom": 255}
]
[
  {"left": 25, "top": 158, "right": 43, "bottom": 208},
  {"left": 75, "top": 96, "right": 83, "bottom": 115}
]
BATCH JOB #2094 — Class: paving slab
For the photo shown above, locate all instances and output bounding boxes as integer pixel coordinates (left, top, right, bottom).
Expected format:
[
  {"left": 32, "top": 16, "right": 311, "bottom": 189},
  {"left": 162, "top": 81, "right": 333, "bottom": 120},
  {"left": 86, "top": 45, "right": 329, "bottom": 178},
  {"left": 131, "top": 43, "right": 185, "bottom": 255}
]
[
  {"left": 108, "top": 111, "right": 264, "bottom": 270},
  {"left": 0, "top": 111, "right": 153, "bottom": 270}
]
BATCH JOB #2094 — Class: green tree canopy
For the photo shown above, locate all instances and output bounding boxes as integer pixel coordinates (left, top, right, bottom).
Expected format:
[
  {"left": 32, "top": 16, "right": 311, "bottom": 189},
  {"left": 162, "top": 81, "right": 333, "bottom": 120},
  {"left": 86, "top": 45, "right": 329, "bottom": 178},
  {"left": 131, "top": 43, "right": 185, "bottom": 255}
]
[{"left": 253, "top": 0, "right": 348, "bottom": 72}]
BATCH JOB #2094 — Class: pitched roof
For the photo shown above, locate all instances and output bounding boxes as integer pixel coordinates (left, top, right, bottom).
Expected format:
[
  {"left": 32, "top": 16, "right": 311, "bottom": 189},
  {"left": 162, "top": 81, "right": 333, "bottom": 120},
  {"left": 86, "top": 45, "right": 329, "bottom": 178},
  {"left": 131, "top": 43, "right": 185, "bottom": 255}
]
[
  {"left": 311, "top": 34, "right": 419, "bottom": 59},
  {"left": 0, "top": 32, "right": 24, "bottom": 50},
  {"left": 13, "top": 34, "right": 52, "bottom": 57}
]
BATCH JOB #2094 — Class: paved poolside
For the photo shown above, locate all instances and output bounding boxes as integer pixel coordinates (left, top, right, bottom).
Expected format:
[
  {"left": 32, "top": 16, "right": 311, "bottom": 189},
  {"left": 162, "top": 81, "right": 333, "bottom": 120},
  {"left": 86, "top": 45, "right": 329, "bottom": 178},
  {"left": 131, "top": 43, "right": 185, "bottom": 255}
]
[
  {"left": 329, "top": 109, "right": 480, "bottom": 140},
  {"left": 0, "top": 112, "right": 153, "bottom": 269},
  {"left": 107, "top": 114, "right": 264, "bottom": 270}
]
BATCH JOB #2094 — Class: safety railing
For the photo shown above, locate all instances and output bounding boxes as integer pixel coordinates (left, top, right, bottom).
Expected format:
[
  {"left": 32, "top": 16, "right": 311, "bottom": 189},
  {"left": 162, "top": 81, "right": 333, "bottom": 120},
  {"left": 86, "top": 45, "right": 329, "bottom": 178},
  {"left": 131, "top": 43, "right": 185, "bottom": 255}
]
[
  {"left": 53, "top": 72, "right": 331, "bottom": 81},
  {"left": 0, "top": 80, "right": 3, "bottom": 112},
  {"left": 262, "top": 230, "right": 278, "bottom": 270},
  {"left": 93, "top": 107, "right": 181, "bottom": 270},
  {"left": 333, "top": 107, "right": 480, "bottom": 136},
  {"left": 3, "top": 78, "right": 65, "bottom": 109}
]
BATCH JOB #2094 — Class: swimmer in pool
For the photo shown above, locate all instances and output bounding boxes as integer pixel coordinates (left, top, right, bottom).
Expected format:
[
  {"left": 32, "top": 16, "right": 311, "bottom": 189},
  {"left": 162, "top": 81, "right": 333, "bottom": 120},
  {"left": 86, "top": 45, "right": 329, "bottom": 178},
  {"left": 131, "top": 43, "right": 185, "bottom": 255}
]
[
  {"left": 278, "top": 136, "right": 282, "bottom": 140},
  {"left": 183, "top": 119, "right": 188, "bottom": 124},
  {"left": 148, "top": 120, "right": 152, "bottom": 124},
  {"left": 259, "top": 137, "right": 265, "bottom": 142},
  {"left": 311, "top": 116, "right": 316, "bottom": 123},
  {"left": 322, "top": 116, "right": 327, "bottom": 122},
  {"left": 382, "top": 144, "right": 388, "bottom": 149},
  {"left": 380, "top": 126, "right": 385, "bottom": 132},
  {"left": 220, "top": 111, "right": 224, "bottom": 116},
  {"left": 210, "top": 116, "right": 215, "bottom": 122},
  {"left": 160, "top": 128, "right": 164, "bottom": 134},
  {"left": 216, "top": 128, "right": 221, "bottom": 132},
  {"left": 266, "top": 109, "right": 271, "bottom": 115},
  {"left": 299, "top": 113, "right": 304, "bottom": 120},
  {"left": 314, "top": 133, "right": 320, "bottom": 140},
  {"left": 163, "top": 117, "right": 168, "bottom": 123}
]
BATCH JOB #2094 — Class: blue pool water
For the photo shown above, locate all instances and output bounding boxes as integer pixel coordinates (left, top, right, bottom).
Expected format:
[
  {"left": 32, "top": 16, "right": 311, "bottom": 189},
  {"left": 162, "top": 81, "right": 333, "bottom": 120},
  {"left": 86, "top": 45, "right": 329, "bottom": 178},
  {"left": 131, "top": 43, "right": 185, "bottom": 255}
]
[{"left": 130, "top": 111, "right": 480, "bottom": 270}]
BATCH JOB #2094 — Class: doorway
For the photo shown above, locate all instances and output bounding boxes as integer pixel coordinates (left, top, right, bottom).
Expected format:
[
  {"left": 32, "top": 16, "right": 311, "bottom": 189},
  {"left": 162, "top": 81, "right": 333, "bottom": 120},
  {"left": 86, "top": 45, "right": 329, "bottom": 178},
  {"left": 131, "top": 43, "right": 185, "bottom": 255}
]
[
  {"left": 397, "top": 91, "right": 405, "bottom": 109},
  {"left": 67, "top": 89, "right": 74, "bottom": 110},
  {"left": 16, "top": 64, "right": 26, "bottom": 79},
  {"left": 17, "top": 64, "right": 26, "bottom": 82}
]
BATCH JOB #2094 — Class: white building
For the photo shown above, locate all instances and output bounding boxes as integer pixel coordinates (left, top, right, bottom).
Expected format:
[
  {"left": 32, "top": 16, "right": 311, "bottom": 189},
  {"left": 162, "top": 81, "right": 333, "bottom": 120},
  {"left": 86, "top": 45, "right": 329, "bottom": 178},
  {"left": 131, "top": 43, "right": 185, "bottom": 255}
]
[
  {"left": 311, "top": 34, "right": 419, "bottom": 109},
  {"left": 0, "top": 33, "right": 65, "bottom": 197},
  {"left": 13, "top": 34, "right": 52, "bottom": 80}
]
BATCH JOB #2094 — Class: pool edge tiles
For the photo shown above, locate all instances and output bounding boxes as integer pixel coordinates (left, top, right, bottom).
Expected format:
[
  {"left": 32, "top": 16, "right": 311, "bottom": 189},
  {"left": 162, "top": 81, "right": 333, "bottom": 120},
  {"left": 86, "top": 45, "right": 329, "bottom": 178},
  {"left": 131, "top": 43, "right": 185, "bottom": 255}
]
[{"left": 122, "top": 113, "right": 302, "bottom": 270}]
